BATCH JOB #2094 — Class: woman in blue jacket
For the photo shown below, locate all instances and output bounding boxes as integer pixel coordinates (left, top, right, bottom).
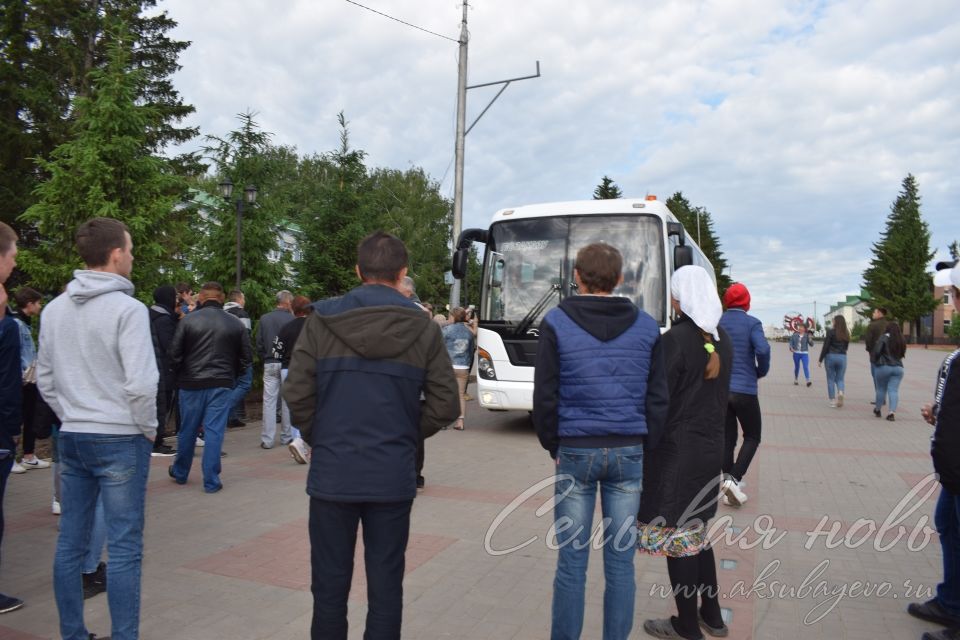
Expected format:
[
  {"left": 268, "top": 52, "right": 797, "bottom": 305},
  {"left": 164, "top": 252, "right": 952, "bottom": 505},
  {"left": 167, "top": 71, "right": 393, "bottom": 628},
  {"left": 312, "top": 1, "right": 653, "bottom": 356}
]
[
  {"left": 789, "top": 323, "right": 814, "bottom": 387},
  {"left": 442, "top": 307, "right": 475, "bottom": 430}
]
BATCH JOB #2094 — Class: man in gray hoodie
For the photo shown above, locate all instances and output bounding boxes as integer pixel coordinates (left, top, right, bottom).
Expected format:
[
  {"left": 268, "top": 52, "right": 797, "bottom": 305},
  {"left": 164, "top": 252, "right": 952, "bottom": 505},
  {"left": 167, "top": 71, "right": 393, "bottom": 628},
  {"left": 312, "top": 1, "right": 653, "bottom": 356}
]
[{"left": 37, "top": 217, "right": 158, "bottom": 640}]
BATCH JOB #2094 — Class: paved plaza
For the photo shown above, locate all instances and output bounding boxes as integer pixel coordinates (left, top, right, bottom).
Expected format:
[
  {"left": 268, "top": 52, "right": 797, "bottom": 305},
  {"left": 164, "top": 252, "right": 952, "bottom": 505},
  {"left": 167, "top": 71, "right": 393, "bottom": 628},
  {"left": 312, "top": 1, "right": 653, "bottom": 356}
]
[{"left": 0, "top": 341, "right": 957, "bottom": 639}]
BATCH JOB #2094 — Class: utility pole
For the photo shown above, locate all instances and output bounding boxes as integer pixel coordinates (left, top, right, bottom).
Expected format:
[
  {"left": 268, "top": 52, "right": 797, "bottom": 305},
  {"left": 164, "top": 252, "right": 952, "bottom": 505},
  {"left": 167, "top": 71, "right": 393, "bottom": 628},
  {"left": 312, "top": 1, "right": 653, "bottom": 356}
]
[{"left": 449, "top": 2, "right": 468, "bottom": 310}]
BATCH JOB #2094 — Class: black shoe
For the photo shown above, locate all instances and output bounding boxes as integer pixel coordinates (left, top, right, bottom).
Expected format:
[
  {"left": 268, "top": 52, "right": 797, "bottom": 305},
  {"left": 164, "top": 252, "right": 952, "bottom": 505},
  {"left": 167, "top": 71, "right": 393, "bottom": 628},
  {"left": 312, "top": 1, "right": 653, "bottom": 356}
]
[
  {"left": 887, "top": 413, "right": 896, "bottom": 421},
  {"left": 83, "top": 562, "right": 107, "bottom": 599},
  {"left": 873, "top": 408, "right": 882, "bottom": 418},
  {"left": 89, "top": 634, "right": 111, "bottom": 640},
  {"left": 228, "top": 418, "right": 246, "bottom": 428},
  {"left": 220, "top": 450, "right": 227, "bottom": 457},
  {"left": 909, "top": 599, "right": 960, "bottom": 627},
  {"left": 923, "top": 629, "right": 960, "bottom": 640},
  {"left": 806, "top": 380, "right": 812, "bottom": 387},
  {"left": 151, "top": 443, "right": 176, "bottom": 457},
  {"left": 168, "top": 465, "right": 185, "bottom": 485},
  {"left": 416, "top": 475, "right": 425, "bottom": 489},
  {"left": 0, "top": 593, "right": 24, "bottom": 614}
]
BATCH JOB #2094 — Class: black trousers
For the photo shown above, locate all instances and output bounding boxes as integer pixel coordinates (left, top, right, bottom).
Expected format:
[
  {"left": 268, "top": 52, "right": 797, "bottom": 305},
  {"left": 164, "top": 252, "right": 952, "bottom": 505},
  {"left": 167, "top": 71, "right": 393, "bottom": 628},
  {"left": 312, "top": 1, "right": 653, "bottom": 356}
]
[
  {"left": 21, "top": 382, "right": 38, "bottom": 455},
  {"left": 722, "top": 392, "right": 762, "bottom": 482},
  {"left": 309, "top": 497, "right": 413, "bottom": 640},
  {"left": 666, "top": 546, "right": 723, "bottom": 639}
]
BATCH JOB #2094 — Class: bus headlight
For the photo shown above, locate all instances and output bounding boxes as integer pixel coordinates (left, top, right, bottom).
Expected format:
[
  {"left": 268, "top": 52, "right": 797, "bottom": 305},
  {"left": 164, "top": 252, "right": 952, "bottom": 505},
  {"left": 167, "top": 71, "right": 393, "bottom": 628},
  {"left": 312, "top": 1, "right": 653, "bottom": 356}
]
[{"left": 477, "top": 348, "right": 497, "bottom": 380}]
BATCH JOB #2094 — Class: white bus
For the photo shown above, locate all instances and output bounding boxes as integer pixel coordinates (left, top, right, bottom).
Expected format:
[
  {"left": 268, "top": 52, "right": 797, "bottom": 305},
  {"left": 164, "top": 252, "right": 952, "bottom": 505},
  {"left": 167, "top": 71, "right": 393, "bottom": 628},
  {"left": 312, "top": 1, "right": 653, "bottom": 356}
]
[{"left": 451, "top": 196, "right": 713, "bottom": 412}]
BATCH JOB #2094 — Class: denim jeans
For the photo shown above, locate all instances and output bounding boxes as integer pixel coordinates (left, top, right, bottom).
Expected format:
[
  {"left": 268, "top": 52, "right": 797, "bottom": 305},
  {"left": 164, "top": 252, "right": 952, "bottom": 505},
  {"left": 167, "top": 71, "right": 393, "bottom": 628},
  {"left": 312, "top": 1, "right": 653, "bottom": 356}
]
[
  {"left": 309, "top": 498, "right": 413, "bottom": 640},
  {"left": 936, "top": 489, "right": 960, "bottom": 616},
  {"left": 83, "top": 497, "right": 107, "bottom": 574},
  {"left": 824, "top": 353, "right": 847, "bottom": 400},
  {"left": 551, "top": 445, "right": 644, "bottom": 640},
  {"left": 792, "top": 352, "right": 810, "bottom": 381},
  {"left": 172, "top": 387, "right": 231, "bottom": 492},
  {"left": 54, "top": 432, "right": 151, "bottom": 640},
  {"left": 261, "top": 362, "right": 292, "bottom": 446},
  {"left": 874, "top": 365, "right": 904, "bottom": 412},
  {"left": 228, "top": 366, "right": 253, "bottom": 421}
]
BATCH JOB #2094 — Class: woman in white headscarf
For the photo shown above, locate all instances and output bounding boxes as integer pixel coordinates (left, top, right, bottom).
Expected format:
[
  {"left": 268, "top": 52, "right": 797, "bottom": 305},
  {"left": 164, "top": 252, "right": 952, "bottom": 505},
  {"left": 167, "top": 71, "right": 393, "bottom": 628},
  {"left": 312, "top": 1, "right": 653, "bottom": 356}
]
[{"left": 638, "top": 265, "right": 733, "bottom": 640}]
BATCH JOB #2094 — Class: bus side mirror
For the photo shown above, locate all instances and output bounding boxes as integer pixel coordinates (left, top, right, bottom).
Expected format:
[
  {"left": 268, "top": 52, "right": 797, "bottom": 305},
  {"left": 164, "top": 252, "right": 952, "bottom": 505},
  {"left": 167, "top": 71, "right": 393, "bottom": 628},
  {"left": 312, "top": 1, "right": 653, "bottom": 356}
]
[
  {"left": 491, "top": 258, "right": 505, "bottom": 288},
  {"left": 674, "top": 245, "right": 693, "bottom": 269},
  {"left": 452, "top": 249, "right": 470, "bottom": 280}
]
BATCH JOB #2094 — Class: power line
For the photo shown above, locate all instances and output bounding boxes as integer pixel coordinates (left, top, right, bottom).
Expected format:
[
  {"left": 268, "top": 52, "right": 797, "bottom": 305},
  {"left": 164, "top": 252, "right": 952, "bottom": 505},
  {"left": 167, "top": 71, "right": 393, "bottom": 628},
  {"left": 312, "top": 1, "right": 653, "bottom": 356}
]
[{"left": 344, "top": 0, "right": 460, "bottom": 43}]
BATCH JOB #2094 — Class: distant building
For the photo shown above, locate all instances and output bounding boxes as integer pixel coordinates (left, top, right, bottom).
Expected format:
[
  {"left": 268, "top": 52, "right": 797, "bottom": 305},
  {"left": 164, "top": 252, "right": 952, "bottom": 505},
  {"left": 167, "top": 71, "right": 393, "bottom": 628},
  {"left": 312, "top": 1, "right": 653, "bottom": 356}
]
[{"left": 822, "top": 290, "right": 870, "bottom": 332}]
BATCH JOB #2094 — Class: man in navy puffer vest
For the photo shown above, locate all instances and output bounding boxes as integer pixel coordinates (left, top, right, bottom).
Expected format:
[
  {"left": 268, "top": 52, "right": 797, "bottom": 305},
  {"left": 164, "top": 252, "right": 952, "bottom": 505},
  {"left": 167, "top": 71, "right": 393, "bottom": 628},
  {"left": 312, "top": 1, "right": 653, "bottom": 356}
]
[{"left": 534, "top": 242, "right": 669, "bottom": 640}]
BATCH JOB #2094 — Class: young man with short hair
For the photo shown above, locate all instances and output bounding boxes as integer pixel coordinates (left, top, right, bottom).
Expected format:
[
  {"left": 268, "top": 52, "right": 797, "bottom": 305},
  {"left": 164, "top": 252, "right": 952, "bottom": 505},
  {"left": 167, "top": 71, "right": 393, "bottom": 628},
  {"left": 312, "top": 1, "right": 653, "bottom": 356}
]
[
  {"left": 257, "top": 290, "right": 294, "bottom": 448},
  {"left": 11, "top": 287, "right": 48, "bottom": 472},
  {"left": 533, "top": 242, "right": 669, "bottom": 640},
  {"left": 38, "top": 217, "right": 158, "bottom": 639}
]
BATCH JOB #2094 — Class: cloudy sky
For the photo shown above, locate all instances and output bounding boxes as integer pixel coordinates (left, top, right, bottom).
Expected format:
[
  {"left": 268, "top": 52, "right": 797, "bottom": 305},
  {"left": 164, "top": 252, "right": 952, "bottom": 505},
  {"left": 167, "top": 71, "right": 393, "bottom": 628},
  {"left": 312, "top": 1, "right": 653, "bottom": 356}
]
[{"left": 160, "top": 0, "right": 960, "bottom": 326}]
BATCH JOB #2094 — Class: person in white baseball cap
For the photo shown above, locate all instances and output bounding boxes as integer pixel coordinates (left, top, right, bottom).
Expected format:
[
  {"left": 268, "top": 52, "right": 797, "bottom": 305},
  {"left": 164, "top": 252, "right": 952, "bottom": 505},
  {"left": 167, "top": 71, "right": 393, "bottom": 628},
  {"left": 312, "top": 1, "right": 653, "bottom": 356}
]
[{"left": 934, "top": 260, "right": 960, "bottom": 290}]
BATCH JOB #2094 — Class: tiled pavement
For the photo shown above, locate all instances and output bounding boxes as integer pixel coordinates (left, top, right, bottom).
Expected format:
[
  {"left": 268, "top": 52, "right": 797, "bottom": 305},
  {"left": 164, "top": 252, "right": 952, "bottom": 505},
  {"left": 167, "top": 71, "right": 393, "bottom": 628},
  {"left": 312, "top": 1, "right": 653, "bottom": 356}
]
[{"left": 0, "top": 341, "right": 957, "bottom": 639}]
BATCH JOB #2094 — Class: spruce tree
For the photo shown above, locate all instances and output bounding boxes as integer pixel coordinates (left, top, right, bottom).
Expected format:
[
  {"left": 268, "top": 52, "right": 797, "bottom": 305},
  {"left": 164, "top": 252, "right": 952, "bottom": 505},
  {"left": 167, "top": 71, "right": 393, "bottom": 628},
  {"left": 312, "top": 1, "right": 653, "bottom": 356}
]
[
  {"left": 19, "top": 25, "right": 186, "bottom": 297},
  {"left": 862, "top": 174, "right": 938, "bottom": 340},
  {"left": 665, "top": 192, "right": 731, "bottom": 292},
  {"left": 593, "top": 176, "right": 623, "bottom": 200}
]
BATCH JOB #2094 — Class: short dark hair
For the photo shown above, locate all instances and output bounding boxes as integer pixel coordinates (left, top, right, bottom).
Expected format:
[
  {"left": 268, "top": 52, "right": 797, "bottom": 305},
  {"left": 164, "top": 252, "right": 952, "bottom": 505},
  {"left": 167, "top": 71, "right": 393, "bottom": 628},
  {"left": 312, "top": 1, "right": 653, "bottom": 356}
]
[
  {"left": 291, "top": 295, "right": 312, "bottom": 316},
  {"left": 0, "top": 222, "right": 17, "bottom": 256},
  {"left": 575, "top": 243, "right": 622, "bottom": 293},
  {"left": 200, "top": 281, "right": 224, "bottom": 295},
  {"left": 75, "top": 217, "right": 129, "bottom": 267},
  {"left": 357, "top": 231, "right": 408, "bottom": 282},
  {"left": 14, "top": 286, "right": 41, "bottom": 308},
  {"left": 175, "top": 282, "right": 193, "bottom": 295},
  {"left": 228, "top": 289, "right": 244, "bottom": 302},
  {"left": 876, "top": 307, "right": 888, "bottom": 316}
]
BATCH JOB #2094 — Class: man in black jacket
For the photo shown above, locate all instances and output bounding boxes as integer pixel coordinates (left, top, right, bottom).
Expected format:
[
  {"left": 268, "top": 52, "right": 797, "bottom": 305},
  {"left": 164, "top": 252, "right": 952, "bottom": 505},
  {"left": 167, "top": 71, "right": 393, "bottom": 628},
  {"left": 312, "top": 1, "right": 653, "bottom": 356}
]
[
  {"left": 149, "top": 285, "right": 178, "bottom": 456},
  {"left": 284, "top": 232, "right": 459, "bottom": 640},
  {"left": 168, "top": 281, "right": 252, "bottom": 493},
  {"left": 864, "top": 306, "right": 889, "bottom": 403},
  {"left": 909, "top": 261, "right": 960, "bottom": 640}
]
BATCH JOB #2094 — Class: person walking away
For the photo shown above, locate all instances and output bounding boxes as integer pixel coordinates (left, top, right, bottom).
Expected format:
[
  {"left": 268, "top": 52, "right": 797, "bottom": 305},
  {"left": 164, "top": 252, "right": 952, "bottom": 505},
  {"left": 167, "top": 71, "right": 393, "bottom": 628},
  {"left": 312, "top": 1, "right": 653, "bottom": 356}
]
[
  {"left": 639, "top": 265, "right": 733, "bottom": 640},
  {"left": 257, "top": 290, "right": 294, "bottom": 448},
  {"left": 12, "top": 287, "right": 50, "bottom": 472},
  {"left": 37, "top": 217, "right": 157, "bottom": 640},
  {"left": 789, "top": 323, "right": 813, "bottom": 386},
  {"left": 149, "top": 285, "right": 178, "bottom": 456},
  {"left": 873, "top": 321, "right": 906, "bottom": 421},
  {"left": 168, "top": 282, "right": 252, "bottom": 492},
  {"left": 224, "top": 289, "right": 252, "bottom": 427},
  {"left": 273, "top": 295, "right": 312, "bottom": 464},
  {"left": 284, "top": 231, "right": 459, "bottom": 640},
  {"left": 718, "top": 282, "right": 770, "bottom": 508},
  {"left": 533, "top": 242, "right": 669, "bottom": 640},
  {"left": 442, "top": 307, "right": 476, "bottom": 431},
  {"left": 865, "top": 307, "right": 889, "bottom": 405},
  {"left": 818, "top": 315, "right": 850, "bottom": 408},
  {"left": 908, "top": 261, "right": 960, "bottom": 640},
  {"left": 0, "top": 222, "right": 24, "bottom": 614}
]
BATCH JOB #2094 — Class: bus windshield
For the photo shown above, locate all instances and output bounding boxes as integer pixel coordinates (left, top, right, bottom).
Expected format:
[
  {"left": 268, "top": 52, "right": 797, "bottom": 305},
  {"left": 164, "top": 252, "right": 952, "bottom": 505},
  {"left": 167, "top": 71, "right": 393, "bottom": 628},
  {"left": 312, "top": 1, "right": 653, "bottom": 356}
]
[{"left": 482, "top": 214, "right": 665, "bottom": 328}]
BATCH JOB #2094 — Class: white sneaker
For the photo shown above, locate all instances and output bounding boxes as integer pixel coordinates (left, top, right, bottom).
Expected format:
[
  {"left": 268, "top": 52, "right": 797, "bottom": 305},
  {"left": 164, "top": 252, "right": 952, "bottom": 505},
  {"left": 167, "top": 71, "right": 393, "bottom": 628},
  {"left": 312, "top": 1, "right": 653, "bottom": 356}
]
[
  {"left": 721, "top": 476, "right": 748, "bottom": 506},
  {"left": 836, "top": 392, "right": 844, "bottom": 408},
  {"left": 829, "top": 400, "right": 837, "bottom": 408},
  {"left": 288, "top": 438, "right": 309, "bottom": 465},
  {"left": 10, "top": 462, "right": 26, "bottom": 474},
  {"left": 721, "top": 494, "right": 732, "bottom": 507},
  {"left": 52, "top": 500, "right": 61, "bottom": 515},
  {"left": 21, "top": 457, "right": 51, "bottom": 470},
  {"left": 195, "top": 437, "right": 205, "bottom": 447}
]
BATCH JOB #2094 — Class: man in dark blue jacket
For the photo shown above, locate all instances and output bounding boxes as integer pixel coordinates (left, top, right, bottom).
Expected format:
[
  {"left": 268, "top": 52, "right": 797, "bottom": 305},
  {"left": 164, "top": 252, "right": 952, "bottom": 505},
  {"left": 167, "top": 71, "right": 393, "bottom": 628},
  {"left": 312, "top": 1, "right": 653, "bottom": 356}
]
[
  {"left": 283, "top": 231, "right": 459, "bottom": 640},
  {"left": 533, "top": 242, "right": 669, "bottom": 640},
  {"left": 718, "top": 283, "right": 771, "bottom": 506}
]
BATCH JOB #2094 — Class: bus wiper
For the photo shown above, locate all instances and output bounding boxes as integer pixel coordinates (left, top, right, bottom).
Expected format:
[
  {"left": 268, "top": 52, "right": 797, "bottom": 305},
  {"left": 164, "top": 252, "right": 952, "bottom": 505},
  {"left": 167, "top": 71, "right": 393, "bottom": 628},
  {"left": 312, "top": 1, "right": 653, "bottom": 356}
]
[{"left": 515, "top": 283, "right": 561, "bottom": 337}]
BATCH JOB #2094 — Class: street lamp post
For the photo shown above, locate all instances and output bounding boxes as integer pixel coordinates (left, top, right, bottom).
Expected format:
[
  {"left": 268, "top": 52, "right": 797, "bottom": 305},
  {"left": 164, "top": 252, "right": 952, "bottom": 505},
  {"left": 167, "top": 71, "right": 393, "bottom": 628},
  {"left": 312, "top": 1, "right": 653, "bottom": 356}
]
[{"left": 218, "top": 179, "right": 258, "bottom": 290}]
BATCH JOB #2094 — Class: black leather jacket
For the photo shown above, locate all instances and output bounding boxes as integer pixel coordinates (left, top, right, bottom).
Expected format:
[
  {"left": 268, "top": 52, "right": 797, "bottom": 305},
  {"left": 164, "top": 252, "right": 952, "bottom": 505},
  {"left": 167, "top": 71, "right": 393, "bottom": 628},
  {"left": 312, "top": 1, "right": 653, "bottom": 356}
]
[{"left": 170, "top": 300, "right": 253, "bottom": 389}]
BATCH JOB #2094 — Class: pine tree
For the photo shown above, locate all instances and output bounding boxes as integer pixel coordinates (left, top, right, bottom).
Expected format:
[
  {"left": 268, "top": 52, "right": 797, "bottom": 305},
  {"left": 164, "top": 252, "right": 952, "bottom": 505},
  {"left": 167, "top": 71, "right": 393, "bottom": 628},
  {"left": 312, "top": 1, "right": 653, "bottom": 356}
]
[
  {"left": 593, "top": 176, "right": 623, "bottom": 200},
  {"left": 862, "top": 174, "right": 938, "bottom": 340},
  {"left": 665, "top": 192, "right": 731, "bottom": 292},
  {"left": 18, "top": 24, "right": 187, "bottom": 297}
]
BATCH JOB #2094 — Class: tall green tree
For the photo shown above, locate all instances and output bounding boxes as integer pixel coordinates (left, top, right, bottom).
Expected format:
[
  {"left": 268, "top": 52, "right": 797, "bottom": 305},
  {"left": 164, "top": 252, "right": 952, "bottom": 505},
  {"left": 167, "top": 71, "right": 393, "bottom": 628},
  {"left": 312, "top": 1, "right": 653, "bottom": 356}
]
[
  {"left": 192, "top": 112, "right": 291, "bottom": 319},
  {"left": 862, "top": 174, "right": 938, "bottom": 340},
  {"left": 593, "top": 175, "right": 623, "bottom": 200},
  {"left": 665, "top": 192, "right": 731, "bottom": 292},
  {"left": 18, "top": 25, "right": 186, "bottom": 296},
  {"left": 949, "top": 240, "right": 959, "bottom": 262}
]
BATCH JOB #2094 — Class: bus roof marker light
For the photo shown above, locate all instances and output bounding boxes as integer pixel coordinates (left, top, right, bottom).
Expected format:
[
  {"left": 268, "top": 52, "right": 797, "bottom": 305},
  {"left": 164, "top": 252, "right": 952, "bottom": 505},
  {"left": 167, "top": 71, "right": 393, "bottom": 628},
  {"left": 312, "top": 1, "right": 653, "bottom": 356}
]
[
  {"left": 632, "top": 203, "right": 645, "bottom": 208},
  {"left": 645, "top": 195, "right": 657, "bottom": 201},
  {"left": 502, "top": 210, "right": 514, "bottom": 216}
]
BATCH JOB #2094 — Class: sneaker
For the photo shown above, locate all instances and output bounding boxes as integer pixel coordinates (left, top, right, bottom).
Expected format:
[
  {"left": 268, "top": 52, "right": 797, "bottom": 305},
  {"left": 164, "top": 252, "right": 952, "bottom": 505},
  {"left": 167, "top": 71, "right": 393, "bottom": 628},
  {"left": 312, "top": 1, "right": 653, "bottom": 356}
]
[
  {"left": 52, "top": 499, "right": 61, "bottom": 515},
  {"left": 887, "top": 413, "right": 896, "bottom": 422},
  {"left": 0, "top": 593, "right": 24, "bottom": 614},
  {"left": 908, "top": 598, "right": 960, "bottom": 627},
  {"left": 151, "top": 444, "right": 176, "bottom": 457},
  {"left": 794, "top": 380, "right": 799, "bottom": 386},
  {"left": 288, "top": 438, "right": 309, "bottom": 465},
  {"left": 829, "top": 400, "right": 837, "bottom": 408},
  {"left": 82, "top": 562, "right": 107, "bottom": 599},
  {"left": 698, "top": 611, "right": 730, "bottom": 637},
  {"left": 873, "top": 408, "right": 882, "bottom": 418},
  {"left": 721, "top": 474, "right": 748, "bottom": 506},
  {"left": 837, "top": 392, "right": 844, "bottom": 408},
  {"left": 806, "top": 380, "right": 812, "bottom": 387},
  {"left": 21, "top": 457, "right": 51, "bottom": 469},
  {"left": 228, "top": 418, "right": 246, "bottom": 428},
  {"left": 923, "top": 628, "right": 960, "bottom": 640},
  {"left": 195, "top": 437, "right": 205, "bottom": 447},
  {"left": 720, "top": 494, "right": 732, "bottom": 507},
  {"left": 260, "top": 443, "right": 272, "bottom": 450},
  {"left": 88, "top": 634, "right": 111, "bottom": 640},
  {"left": 10, "top": 462, "right": 26, "bottom": 474}
]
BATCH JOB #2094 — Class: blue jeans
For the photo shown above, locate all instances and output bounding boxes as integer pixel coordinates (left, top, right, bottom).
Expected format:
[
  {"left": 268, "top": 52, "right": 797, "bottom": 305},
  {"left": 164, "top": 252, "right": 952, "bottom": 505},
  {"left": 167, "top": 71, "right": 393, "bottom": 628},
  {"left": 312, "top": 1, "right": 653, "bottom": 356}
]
[
  {"left": 936, "top": 489, "right": 960, "bottom": 616},
  {"left": 83, "top": 497, "right": 107, "bottom": 574},
  {"left": 792, "top": 352, "right": 810, "bottom": 381},
  {"left": 824, "top": 353, "right": 847, "bottom": 400},
  {"left": 172, "top": 387, "right": 231, "bottom": 492},
  {"left": 551, "top": 445, "right": 643, "bottom": 640},
  {"left": 228, "top": 366, "right": 253, "bottom": 421},
  {"left": 874, "top": 365, "right": 904, "bottom": 412},
  {"left": 54, "top": 432, "right": 151, "bottom": 640}
]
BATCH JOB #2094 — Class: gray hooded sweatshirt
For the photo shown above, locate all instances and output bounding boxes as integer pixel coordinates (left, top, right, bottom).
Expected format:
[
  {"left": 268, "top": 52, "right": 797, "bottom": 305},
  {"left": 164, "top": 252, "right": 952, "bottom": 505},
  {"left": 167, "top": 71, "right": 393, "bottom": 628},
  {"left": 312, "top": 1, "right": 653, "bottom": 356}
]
[{"left": 37, "top": 270, "right": 159, "bottom": 438}]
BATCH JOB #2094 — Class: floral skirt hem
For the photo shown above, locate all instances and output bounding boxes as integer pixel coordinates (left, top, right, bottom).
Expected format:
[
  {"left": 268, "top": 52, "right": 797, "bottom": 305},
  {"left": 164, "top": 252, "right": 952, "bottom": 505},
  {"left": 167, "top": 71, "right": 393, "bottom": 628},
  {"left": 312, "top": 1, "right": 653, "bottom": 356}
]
[{"left": 637, "top": 522, "right": 707, "bottom": 558}]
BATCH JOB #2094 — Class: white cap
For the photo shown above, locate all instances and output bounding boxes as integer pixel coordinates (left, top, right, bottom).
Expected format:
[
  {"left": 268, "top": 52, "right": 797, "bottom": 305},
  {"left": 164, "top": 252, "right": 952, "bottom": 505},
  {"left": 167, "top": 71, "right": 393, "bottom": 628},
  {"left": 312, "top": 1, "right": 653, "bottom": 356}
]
[{"left": 934, "top": 262, "right": 960, "bottom": 288}]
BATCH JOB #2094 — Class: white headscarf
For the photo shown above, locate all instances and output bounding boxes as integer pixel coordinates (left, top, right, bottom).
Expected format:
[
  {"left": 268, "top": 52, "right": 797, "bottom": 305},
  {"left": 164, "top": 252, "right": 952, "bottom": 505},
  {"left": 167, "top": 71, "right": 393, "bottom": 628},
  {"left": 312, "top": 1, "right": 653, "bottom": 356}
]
[{"left": 670, "top": 265, "right": 722, "bottom": 341}]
